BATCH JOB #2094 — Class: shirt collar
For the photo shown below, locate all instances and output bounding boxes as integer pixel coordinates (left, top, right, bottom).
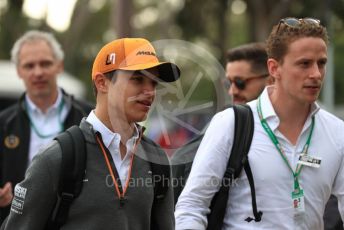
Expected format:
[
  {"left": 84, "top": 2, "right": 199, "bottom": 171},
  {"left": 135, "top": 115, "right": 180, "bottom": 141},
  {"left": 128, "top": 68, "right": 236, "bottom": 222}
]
[
  {"left": 254, "top": 86, "right": 320, "bottom": 129},
  {"left": 256, "top": 86, "right": 277, "bottom": 120},
  {"left": 25, "top": 88, "right": 63, "bottom": 114},
  {"left": 309, "top": 102, "right": 320, "bottom": 117},
  {"left": 86, "top": 110, "right": 140, "bottom": 150}
]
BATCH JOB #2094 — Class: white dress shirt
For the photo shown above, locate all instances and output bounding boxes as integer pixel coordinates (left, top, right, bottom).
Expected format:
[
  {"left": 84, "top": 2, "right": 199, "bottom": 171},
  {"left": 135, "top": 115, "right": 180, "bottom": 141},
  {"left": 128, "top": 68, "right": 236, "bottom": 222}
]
[
  {"left": 175, "top": 87, "right": 344, "bottom": 230},
  {"left": 86, "top": 111, "right": 139, "bottom": 187},
  {"left": 27, "top": 88, "right": 68, "bottom": 164}
]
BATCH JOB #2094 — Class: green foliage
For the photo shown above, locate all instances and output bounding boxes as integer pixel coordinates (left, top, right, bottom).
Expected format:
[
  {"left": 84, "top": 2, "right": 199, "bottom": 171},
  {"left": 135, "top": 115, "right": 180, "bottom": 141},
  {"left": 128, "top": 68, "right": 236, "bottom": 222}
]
[
  {"left": 334, "top": 29, "right": 344, "bottom": 104},
  {"left": 2, "top": 0, "right": 344, "bottom": 106},
  {"left": 177, "top": 0, "right": 218, "bottom": 40},
  {"left": 227, "top": 13, "right": 250, "bottom": 48},
  {"left": 0, "top": 0, "right": 27, "bottom": 60}
]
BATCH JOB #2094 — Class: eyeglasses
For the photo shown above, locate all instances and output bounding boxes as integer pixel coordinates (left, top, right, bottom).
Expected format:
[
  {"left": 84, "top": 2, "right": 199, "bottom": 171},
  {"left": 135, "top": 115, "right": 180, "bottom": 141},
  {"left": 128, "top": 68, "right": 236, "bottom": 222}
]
[
  {"left": 276, "top": 17, "right": 320, "bottom": 33},
  {"left": 223, "top": 74, "right": 269, "bottom": 90}
]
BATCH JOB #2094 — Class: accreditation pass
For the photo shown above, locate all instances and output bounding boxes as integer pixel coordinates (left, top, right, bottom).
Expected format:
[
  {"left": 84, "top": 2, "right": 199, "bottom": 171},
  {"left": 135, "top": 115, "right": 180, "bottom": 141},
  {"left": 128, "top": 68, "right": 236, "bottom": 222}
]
[{"left": 298, "top": 154, "right": 321, "bottom": 168}]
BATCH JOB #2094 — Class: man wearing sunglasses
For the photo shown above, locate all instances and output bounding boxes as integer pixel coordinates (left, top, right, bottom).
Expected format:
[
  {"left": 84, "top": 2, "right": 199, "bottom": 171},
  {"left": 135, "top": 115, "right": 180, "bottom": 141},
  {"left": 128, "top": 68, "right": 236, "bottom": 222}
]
[
  {"left": 172, "top": 42, "right": 272, "bottom": 203},
  {"left": 224, "top": 42, "right": 273, "bottom": 104},
  {"left": 175, "top": 18, "right": 344, "bottom": 230}
]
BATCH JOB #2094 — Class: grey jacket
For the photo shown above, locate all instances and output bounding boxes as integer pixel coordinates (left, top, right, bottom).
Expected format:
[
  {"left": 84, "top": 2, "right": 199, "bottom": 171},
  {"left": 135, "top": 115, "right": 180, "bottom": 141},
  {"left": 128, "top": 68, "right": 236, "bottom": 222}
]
[{"left": 1, "top": 119, "right": 174, "bottom": 230}]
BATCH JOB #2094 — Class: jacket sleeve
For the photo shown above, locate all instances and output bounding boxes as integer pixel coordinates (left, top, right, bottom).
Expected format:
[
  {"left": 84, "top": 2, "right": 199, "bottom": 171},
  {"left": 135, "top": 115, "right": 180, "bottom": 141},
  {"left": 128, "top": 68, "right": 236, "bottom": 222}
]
[{"left": 1, "top": 142, "right": 61, "bottom": 230}]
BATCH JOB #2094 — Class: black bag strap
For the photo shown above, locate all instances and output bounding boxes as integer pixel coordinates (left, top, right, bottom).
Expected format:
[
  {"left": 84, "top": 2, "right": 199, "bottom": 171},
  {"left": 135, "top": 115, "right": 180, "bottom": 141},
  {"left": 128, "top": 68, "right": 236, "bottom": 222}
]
[
  {"left": 243, "top": 161, "right": 263, "bottom": 222},
  {"left": 206, "top": 104, "right": 261, "bottom": 230},
  {"left": 46, "top": 125, "right": 86, "bottom": 230},
  {"left": 234, "top": 105, "right": 263, "bottom": 222},
  {"left": 226, "top": 104, "right": 253, "bottom": 178}
]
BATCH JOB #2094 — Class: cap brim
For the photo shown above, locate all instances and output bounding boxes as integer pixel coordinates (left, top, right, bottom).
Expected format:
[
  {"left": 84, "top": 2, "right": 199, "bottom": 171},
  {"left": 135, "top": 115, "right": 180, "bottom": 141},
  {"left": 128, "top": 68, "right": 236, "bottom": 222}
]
[{"left": 119, "top": 62, "right": 180, "bottom": 82}]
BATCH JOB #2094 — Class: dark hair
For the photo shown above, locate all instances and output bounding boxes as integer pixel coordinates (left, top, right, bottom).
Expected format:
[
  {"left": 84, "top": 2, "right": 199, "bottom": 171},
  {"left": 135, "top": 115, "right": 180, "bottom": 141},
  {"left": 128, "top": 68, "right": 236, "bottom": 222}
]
[
  {"left": 226, "top": 42, "right": 268, "bottom": 75},
  {"left": 266, "top": 19, "right": 329, "bottom": 63}
]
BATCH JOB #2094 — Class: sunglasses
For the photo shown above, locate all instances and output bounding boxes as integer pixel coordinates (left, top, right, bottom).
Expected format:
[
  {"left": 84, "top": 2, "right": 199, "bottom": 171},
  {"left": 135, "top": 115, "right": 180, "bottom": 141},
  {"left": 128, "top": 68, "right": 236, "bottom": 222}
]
[
  {"left": 223, "top": 74, "right": 269, "bottom": 90},
  {"left": 276, "top": 17, "right": 320, "bottom": 33}
]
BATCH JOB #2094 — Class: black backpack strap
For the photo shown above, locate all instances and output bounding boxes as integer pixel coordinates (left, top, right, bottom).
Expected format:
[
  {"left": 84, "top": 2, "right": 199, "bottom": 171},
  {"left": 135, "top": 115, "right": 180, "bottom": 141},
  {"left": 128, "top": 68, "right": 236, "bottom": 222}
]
[
  {"left": 227, "top": 104, "right": 253, "bottom": 178},
  {"left": 235, "top": 105, "right": 263, "bottom": 222},
  {"left": 46, "top": 125, "right": 86, "bottom": 230},
  {"left": 243, "top": 161, "right": 263, "bottom": 222},
  {"left": 207, "top": 104, "right": 261, "bottom": 230}
]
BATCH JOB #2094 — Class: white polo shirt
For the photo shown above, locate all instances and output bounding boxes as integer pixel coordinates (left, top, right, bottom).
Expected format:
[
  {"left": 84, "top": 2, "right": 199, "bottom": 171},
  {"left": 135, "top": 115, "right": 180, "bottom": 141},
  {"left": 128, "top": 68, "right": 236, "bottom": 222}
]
[{"left": 175, "top": 87, "right": 344, "bottom": 230}]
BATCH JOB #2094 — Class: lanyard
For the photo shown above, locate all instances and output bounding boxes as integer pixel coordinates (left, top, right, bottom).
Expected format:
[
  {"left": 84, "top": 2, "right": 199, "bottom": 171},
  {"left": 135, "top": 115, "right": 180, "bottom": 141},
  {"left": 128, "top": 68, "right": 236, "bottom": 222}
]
[
  {"left": 96, "top": 131, "right": 142, "bottom": 207},
  {"left": 25, "top": 99, "right": 65, "bottom": 138},
  {"left": 257, "top": 97, "right": 315, "bottom": 191}
]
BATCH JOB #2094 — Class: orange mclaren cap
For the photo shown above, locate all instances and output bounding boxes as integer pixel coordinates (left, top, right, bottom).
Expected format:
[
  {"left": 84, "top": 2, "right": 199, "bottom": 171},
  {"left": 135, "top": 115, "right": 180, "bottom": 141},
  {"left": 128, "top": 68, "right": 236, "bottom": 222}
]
[{"left": 92, "top": 38, "right": 180, "bottom": 82}]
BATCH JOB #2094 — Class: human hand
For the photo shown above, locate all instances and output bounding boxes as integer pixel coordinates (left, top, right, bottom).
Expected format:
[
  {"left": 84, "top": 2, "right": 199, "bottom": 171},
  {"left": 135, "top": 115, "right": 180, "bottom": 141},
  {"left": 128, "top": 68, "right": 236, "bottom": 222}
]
[{"left": 0, "top": 182, "right": 13, "bottom": 207}]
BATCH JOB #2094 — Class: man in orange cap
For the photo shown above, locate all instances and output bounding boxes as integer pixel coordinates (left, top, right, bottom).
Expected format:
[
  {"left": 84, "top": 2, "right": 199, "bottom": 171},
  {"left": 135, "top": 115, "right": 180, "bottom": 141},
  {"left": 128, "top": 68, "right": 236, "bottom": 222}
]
[{"left": 1, "top": 38, "right": 180, "bottom": 230}]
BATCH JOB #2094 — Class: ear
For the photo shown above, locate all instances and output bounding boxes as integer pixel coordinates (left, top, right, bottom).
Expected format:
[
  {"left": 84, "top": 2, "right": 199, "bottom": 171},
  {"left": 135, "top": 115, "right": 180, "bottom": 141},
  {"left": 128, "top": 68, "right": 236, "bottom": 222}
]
[
  {"left": 267, "top": 58, "right": 281, "bottom": 80},
  {"left": 93, "top": 72, "right": 109, "bottom": 94}
]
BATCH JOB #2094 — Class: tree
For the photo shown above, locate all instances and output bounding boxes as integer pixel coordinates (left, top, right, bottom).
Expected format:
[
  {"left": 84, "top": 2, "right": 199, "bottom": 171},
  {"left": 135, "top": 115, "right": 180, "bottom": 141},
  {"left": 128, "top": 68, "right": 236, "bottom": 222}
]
[{"left": 0, "top": 0, "right": 26, "bottom": 59}]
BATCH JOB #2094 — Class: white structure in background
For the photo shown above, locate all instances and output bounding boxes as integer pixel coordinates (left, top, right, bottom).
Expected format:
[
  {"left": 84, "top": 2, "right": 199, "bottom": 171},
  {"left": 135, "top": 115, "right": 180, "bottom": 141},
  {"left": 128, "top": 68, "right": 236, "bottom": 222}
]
[{"left": 0, "top": 60, "right": 86, "bottom": 99}]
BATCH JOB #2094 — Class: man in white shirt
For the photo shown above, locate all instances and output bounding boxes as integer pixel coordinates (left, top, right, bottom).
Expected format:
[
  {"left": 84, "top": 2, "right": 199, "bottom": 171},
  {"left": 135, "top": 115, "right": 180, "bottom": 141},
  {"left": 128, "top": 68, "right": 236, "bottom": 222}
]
[
  {"left": 175, "top": 17, "right": 344, "bottom": 229},
  {"left": 171, "top": 42, "right": 273, "bottom": 202}
]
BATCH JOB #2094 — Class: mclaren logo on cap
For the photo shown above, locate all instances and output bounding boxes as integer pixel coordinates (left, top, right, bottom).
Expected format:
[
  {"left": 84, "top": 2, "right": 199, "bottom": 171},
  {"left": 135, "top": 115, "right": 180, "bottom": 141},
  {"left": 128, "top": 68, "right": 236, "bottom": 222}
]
[
  {"left": 136, "top": 51, "right": 156, "bottom": 56},
  {"left": 105, "top": 53, "right": 116, "bottom": 65}
]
